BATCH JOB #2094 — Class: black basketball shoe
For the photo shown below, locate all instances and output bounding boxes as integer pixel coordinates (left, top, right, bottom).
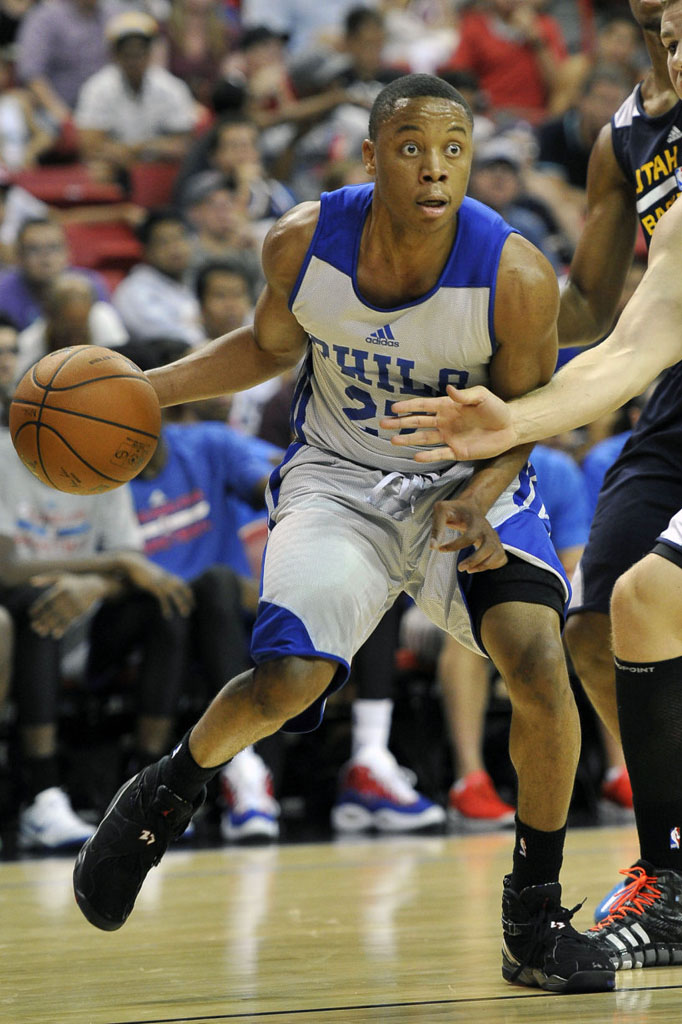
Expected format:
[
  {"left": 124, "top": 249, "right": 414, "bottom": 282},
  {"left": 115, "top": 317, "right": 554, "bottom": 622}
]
[
  {"left": 73, "top": 759, "right": 205, "bottom": 931},
  {"left": 585, "top": 861, "right": 682, "bottom": 969},
  {"left": 501, "top": 876, "right": 616, "bottom": 993}
]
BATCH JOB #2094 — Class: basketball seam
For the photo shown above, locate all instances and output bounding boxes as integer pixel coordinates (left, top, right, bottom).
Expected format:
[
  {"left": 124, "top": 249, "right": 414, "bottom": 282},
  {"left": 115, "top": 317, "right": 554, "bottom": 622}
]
[
  {"left": 19, "top": 421, "right": 137, "bottom": 485},
  {"left": 31, "top": 373, "right": 155, "bottom": 392},
  {"left": 10, "top": 401, "right": 160, "bottom": 439}
]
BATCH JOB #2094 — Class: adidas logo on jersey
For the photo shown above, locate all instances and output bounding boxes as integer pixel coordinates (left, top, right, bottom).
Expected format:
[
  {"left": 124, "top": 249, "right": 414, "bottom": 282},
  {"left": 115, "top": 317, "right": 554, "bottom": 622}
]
[
  {"left": 366, "top": 324, "right": 398, "bottom": 347},
  {"left": 667, "top": 125, "right": 682, "bottom": 143}
]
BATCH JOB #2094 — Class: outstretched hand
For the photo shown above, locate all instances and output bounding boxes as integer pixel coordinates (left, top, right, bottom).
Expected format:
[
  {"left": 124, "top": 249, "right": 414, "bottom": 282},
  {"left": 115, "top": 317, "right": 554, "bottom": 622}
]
[{"left": 380, "top": 385, "right": 518, "bottom": 461}]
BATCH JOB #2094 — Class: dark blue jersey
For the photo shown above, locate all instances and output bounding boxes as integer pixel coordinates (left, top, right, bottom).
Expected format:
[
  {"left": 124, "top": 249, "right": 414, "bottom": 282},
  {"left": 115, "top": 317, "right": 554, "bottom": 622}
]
[
  {"left": 601, "top": 86, "right": 682, "bottom": 491},
  {"left": 611, "top": 84, "right": 682, "bottom": 243}
]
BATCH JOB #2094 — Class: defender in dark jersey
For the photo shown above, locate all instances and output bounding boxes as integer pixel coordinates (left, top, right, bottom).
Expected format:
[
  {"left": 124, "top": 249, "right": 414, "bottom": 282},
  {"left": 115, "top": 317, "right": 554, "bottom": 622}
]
[
  {"left": 383, "top": 0, "right": 682, "bottom": 973},
  {"left": 558, "top": 0, "right": 682, "bottom": 770}
]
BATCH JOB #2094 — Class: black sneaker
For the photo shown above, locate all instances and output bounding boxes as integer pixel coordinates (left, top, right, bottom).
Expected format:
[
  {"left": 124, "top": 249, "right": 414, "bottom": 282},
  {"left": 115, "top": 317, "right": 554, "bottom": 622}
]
[
  {"left": 585, "top": 861, "right": 682, "bottom": 969},
  {"left": 73, "top": 760, "right": 205, "bottom": 931},
  {"left": 501, "top": 876, "right": 616, "bottom": 993}
]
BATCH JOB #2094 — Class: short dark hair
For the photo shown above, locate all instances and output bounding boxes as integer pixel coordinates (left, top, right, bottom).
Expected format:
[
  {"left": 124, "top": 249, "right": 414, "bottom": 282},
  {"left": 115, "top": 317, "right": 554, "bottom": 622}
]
[
  {"left": 345, "top": 5, "right": 383, "bottom": 36},
  {"left": 368, "top": 74, "right": 473, "bottom": 140},
  {"left": 195, "top": 259, "right": 253, "bottom": 304},
  {"left": 136, "top": 207, "right": 186, "bottom": 246}
]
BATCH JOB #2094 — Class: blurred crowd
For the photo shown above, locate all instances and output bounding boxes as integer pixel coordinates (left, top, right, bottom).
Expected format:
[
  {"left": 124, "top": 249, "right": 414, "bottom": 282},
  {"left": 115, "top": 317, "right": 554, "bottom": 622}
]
[{"left": 0, "top": 0, "right": 648, "bottom": 854}]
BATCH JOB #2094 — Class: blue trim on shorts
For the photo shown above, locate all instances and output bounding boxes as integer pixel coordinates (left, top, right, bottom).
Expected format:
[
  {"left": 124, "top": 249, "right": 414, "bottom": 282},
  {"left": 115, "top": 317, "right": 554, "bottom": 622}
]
[
  {"left": 290, "top": 348, "right": 314, "bottom": 443},
  {"left": 266, "top": 440, "right": 303, "bottom": 528},
  {"left": 497, "top": 511, "right": 570, "bottom": 603},
  {"left": 250, "top": 600, "right": 350, "bottom": 733}
]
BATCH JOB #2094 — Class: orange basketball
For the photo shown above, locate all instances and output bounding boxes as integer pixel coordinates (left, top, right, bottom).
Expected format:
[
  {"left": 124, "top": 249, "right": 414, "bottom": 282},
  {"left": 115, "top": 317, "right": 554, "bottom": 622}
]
[{"left": 9, "top": 345, "right": 162, "bottom": 495}]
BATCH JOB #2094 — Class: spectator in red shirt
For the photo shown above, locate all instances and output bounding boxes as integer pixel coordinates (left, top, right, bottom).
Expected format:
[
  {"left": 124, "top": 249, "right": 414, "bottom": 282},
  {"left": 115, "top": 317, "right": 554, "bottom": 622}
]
[{"left": 444, "top": 0, "right": 568, "bottom": 123}]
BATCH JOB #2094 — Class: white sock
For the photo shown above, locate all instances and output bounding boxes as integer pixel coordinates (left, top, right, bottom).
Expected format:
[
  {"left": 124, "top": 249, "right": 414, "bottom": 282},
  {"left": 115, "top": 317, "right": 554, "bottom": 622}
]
[{"left": 351, "top": 698, "right": 393, "bottom": 757}]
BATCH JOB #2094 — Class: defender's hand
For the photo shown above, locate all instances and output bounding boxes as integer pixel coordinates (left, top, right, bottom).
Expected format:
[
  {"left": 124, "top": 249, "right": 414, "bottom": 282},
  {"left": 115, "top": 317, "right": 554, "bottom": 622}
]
[{"left": 380, "top": 385, "right": 518, "bottom": 461}]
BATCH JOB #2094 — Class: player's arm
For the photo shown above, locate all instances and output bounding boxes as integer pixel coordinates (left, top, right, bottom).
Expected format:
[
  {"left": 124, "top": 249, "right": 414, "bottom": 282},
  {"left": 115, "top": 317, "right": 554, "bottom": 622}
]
[
  {"left": 448, "top": 234, "right": 559, "bottom": 501},
  {"left": 558, "top": 124, "right": 638, "bottom": 348},
  {"left": 382, "top": 198, "right": 682, "bottom": 460},
  {"left": 146, "top": 204, "right": 318, "bottom": 408},
  {"left": 426, "top": 235, "right": 559, "bottom": 569}
]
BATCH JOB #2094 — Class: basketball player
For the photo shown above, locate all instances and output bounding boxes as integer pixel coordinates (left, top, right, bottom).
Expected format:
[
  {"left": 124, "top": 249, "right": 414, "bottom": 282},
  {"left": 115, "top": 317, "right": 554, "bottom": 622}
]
[
  {"left": 73, "top": 74, "right": 614, "bottom": 994},
  {"left": 381, "top": 2, "right": 682, "bottom": 971}
]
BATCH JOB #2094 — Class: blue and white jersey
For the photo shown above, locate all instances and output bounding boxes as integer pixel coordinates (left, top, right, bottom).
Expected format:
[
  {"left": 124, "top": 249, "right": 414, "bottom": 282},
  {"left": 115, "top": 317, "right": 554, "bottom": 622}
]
[{"left": 288, "top": 183, "right": 515, "bottom": 473}]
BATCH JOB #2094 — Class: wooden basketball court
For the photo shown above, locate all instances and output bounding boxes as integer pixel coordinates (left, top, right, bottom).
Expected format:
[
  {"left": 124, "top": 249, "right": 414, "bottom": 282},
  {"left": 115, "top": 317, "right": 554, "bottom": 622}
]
[{"left": 2, "top": 824, "right": 680, "bottom": 1023}]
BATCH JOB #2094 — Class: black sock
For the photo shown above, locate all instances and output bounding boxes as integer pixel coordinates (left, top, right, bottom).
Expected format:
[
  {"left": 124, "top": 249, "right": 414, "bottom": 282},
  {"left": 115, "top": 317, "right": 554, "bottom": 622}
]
[
  {"left": 24, "top": 754, "right": 60, "bottom": 801},
  {"left": 159, "top": 730, "right": 228, "bottom": 804},
  {"left": 510, "top": 815, "right": 566, "bottom": 893},
  {"left": 615, "top": 654, "right": 682, "bottom": 872}
]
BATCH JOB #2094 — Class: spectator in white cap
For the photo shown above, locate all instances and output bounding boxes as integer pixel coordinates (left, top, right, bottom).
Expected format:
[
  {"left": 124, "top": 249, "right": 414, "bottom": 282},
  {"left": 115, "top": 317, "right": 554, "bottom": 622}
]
[{"left": 74, "top": 11, "right": 197, "bottom": 184}]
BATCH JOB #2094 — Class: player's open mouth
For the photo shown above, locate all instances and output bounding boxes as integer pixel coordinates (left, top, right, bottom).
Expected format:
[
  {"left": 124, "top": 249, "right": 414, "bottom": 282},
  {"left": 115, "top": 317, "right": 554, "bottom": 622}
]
[{"left": 417, "top": 198, "right": 448, "bottom": 216}]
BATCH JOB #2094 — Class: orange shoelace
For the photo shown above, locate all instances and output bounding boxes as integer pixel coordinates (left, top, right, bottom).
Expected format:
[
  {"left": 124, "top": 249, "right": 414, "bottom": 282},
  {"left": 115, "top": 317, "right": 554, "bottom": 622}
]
[{"left": 591, "top": 866, "right": 662, "bottom": 930}]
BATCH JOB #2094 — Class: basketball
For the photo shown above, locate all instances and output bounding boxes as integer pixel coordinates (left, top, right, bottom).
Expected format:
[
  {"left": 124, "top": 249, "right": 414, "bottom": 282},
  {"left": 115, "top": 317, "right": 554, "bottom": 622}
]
[{"left": 9, "top": 345, "right": 162, "bottom": 495}]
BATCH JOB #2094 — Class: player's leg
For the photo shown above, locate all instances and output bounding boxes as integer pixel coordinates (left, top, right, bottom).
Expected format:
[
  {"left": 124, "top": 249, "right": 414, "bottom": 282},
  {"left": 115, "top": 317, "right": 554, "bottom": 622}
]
[
  {"left": 481, "top": 597, "right": 613, "bottom": 992},
  {"left": 564, "top": 610, "right": 619, "bottom": 738},
  {"left": 73, "top": 473, "right": 401, "bottom": 931},
  {"left": 584, "top": 535, "right": 682, "bottom": 969},
  {"left": 565, "top": 474, "right": 680, "bottom": 801}
]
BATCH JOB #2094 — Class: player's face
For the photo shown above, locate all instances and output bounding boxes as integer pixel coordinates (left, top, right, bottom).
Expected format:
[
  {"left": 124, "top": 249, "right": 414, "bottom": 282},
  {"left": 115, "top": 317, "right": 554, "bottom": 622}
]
[
  {"left": 363, "top": 97, "right": 473, "bottom": 233},
  {"left": 662, "top": 2, "right": 682, "bottom": 98}
]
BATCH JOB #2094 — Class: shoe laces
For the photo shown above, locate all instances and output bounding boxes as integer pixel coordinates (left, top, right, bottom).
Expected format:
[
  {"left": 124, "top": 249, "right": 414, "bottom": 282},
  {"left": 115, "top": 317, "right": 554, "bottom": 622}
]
[
  {"left": 508, "top": 896, "right": 584, "bottom": 982},
  {"left": 590, "top": 866, "right": 662, "bottom": 930}
]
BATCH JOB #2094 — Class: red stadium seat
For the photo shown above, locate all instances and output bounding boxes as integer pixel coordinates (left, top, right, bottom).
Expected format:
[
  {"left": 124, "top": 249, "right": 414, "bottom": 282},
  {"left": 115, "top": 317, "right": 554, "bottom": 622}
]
[
  {"left": 128, "top": 161, "right": 181, "bottom": 208},
  {"left": 11, "top": 164, "right": 124, "bottom": 206},
  {"left": 64, "top": 220, "right": 142, "bottom": 274}
]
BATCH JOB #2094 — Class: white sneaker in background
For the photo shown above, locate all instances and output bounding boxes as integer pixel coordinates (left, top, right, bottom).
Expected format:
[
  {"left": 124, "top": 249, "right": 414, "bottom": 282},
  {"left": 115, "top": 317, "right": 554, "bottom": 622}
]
[
  {"left": 19, "top": 787, "right": 96, "bottom": 850},
  {"left": 220, "top": 747, "right": 280, "bottom": 842}
]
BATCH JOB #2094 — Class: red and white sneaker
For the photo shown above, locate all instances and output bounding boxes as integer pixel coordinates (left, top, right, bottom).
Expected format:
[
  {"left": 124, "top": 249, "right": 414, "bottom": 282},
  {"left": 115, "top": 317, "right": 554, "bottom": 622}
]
[
  {"left": 220, "top": 747, "right": 280, "bottom": 843},
  {"left": 448, "top": 770, "right": 515, "bottom": 831},
  {"left": 332, "top": 746, "right": 445, "bottom": 833}
]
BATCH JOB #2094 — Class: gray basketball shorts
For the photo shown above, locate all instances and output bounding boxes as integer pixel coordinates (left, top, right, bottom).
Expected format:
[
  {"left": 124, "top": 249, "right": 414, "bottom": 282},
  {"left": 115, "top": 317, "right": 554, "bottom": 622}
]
[{"left": 250, "top": 444, "right": 568, "bottom": 731}]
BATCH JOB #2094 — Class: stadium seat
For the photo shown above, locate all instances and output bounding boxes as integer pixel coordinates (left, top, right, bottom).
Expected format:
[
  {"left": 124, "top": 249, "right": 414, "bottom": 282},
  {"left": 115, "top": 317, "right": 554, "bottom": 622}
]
[
  {"left": 128, "top": 161, "right": 181, "bottom": 208},
  {"left": 11, "top": 164, "right": 124, "bottom": 206},
  {"left": 64, "top": 220, "right": 142, "bottom": 274}
]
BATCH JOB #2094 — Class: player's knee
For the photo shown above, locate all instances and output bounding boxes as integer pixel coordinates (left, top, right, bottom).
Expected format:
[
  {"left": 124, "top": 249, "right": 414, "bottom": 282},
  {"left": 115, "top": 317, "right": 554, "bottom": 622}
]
[
  {"left": 564, "top": 612, "right": 609, "bottom": 671},
  {"left": 610, "top": 564, "right": 650, "bottom": 635},
  {"left": 501, "top": 632, "right": 569, "bottom": 710},
  {"left": 250, "top": 656, "right": 335, "bottom": 726}
]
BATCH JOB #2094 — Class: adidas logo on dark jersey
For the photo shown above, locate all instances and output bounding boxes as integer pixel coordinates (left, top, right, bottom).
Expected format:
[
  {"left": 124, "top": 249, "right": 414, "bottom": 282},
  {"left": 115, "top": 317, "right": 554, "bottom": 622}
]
[{"left": 667, "top": 125, "right": 682, "bottom": 143}]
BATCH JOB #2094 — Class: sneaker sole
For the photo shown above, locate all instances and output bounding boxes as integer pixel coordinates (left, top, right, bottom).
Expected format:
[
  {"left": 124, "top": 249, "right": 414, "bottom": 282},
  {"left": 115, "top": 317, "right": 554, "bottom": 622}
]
[
  {"left": 374, "top": 806, "right": 445, "bottom": 832},
  {"left": 221, "top": 815, "right": 280, "bottom": 843},
  {"left": 447, "top": 808, "right": 515, "bottom": 833},
  {"left": 595, "top": 938, "right": 682, "bottom": 970},
  {"left": 503, "top": 964, "right": 616, "bottom": 993},
  {"left": 331, "top": 803, "right": 374, "bottom": 833}
]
